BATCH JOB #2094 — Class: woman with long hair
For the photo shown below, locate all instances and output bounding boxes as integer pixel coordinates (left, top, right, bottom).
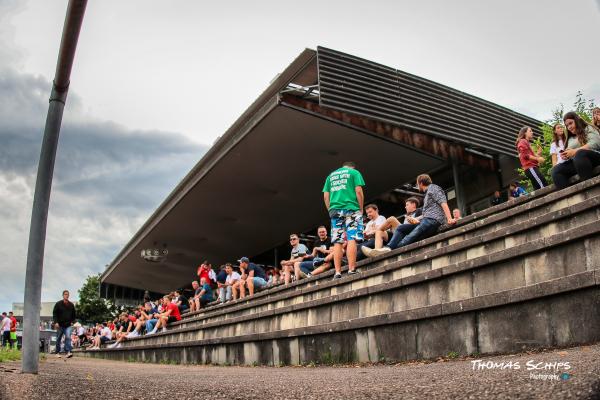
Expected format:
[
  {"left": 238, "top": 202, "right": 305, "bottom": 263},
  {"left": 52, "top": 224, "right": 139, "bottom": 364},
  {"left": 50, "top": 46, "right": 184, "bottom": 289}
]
[
  {"left": 592, "top": 107, "right": 600, "bottom": 130},
  {"left": 549, "top": 123, "right": 567, "bottom": 166},
  {"left": 516, "top": 126, "right": 547, "bottom": 190},
  {"left": 551, "top": 111, "right": 600, "bottom": 189}
]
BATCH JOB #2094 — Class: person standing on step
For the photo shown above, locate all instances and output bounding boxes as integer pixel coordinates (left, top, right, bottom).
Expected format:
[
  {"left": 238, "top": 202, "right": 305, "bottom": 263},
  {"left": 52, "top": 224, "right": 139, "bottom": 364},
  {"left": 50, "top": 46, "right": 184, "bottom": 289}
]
[
  {"left": 552, "top": 111, "right": 600, "bottom": 189},
  {"left": 52, "top": 289, "right": 76, "bottom": 358},
  {"left": 516, "top": 126, "right": 547, "bottom": 190},
  {"left": 323, "top": 161, "right": 365, "bottom": 280}
]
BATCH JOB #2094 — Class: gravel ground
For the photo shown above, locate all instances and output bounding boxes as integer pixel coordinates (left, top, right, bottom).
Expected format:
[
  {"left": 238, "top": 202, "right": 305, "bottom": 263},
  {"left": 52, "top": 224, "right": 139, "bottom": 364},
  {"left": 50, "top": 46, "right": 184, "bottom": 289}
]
[{"left": 1, "top": 344, "right": 599, "bottom": 400}]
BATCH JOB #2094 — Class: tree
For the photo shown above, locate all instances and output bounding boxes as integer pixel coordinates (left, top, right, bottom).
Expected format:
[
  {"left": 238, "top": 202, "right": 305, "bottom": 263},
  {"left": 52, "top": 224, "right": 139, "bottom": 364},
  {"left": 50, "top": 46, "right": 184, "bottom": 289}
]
[
  {"left": 76, "top": 274, "right": 117, "bottom": 324},
  {"left": 518, "top": 91, "right": 596, "bottom": 191}
]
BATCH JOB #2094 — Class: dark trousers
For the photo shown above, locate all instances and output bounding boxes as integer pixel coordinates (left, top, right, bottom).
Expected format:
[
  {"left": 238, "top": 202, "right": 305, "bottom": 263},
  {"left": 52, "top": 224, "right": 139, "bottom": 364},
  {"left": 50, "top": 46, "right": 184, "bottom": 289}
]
[
  {"left": 552, "top": 150, "right": 600, "bottom": 189},
  {"left": 357, "top": 238, "right": 376, "bottom": 261},
  {"left": 388, "top": 218, "right": 441, "bottom": 250},
  {"left": 524, "top": 167, "right": 547, "bottom": 190}
]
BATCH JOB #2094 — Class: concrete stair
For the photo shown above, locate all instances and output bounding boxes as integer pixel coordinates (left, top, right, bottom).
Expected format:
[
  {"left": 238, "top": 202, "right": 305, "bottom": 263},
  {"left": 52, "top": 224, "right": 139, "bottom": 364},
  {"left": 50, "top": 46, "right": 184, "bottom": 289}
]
[{"left": 83, "top": 175, "right": 600, "bottom": 365}]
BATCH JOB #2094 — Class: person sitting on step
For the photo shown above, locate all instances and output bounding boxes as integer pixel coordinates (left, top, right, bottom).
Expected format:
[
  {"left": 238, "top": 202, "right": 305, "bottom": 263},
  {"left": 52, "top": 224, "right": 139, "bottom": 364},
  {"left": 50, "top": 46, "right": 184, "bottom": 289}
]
[
  {"left": 294, "top": 225, "right": 332, "bottom": 280},
  {"left": 281, "top": 234, "right": 310, "bottom": 285},
  {"left": 362, "top": 174, "right": 455, "bottom": 257},
  {"left": 357, "top": 204, "right": 387, "bottom": 261},
  {"left": 551, "top": 111, "right": 600, "bottom": 189},
  {"left": 236, "top": 257, "right": 268, "bottom": 297},
  {"left": 148, "top": 295, "right": 181, "bottom": 334},
  {"left": 362, "top": 197, "right": 422, "bottom": 257}
]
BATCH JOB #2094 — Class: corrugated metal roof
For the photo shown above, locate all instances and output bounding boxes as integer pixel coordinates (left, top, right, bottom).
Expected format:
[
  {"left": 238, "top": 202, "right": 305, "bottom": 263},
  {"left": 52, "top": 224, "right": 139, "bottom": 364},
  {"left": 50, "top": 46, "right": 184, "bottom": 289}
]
[{"left": 317, "top": 46, "right": 541, "bottom": 157}]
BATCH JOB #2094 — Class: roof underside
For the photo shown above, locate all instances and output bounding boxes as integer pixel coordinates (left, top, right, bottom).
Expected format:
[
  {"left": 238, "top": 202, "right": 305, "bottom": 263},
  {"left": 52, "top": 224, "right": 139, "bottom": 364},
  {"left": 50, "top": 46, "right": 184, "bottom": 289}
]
[{"left": 103, "top": 104, "right": 444, "bottom": 293}]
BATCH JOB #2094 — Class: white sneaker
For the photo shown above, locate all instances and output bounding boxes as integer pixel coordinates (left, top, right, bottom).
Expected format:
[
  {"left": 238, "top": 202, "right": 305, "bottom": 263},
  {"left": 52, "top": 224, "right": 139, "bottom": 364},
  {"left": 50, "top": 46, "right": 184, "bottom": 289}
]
[
  {"left": 126, "top": 330, "right": 139, "bottom": 338},
  {"left": 370, "top": 247, "right": 392, "bottom": 257},
  {"left": 66, "top": 352, "right": 73, "bottom": 358},
  {"left": 161, "top": 327, "right": 167, "bottom": 333},
  {"left": 148, "top": 329, "right": 157, "bottom": 335},
  {"left": 361, "top": 246, "right": 374, "bottom": 257},
  {"left": 56, "top": 353, "right": 62, "bottom": 358},
  {"left": 107, "top": 342, "right": 118, "bottom": 349}
]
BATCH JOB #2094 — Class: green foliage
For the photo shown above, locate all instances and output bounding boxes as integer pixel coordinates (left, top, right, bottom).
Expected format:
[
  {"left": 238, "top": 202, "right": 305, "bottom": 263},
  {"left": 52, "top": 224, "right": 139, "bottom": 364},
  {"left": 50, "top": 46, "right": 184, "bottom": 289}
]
[
  {"left": 518, "top": 91, "right": 596, "bottom": 191},
  {"left": 447, "top": 351, "right": 459, "bottom": 359},
  {"left": 0, "top": 347, "right": 21, "bottom": 362},
  {"left": 77, "top": 274, "right": 118, "bottom": 324}
]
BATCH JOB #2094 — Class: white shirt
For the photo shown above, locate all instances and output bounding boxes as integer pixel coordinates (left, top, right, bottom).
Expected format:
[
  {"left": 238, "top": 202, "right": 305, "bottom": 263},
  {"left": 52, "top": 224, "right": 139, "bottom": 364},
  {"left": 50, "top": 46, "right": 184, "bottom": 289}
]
[
  {"left": 550, "top": 140, "right": 566, "bottom": 165},
  {"left": 208, "top": 268, "right": 217, "bottom": 283},
  {"left": 225, "top": 271, "right": 241, "bottom": 284},
  {"left": 0, "top": 317, "right": 10, "bottom": 332},
  {"left": 77, "top": 326, "right": 85, "bottom": 336},
  {"left": 365, "top": 215, "right": 386, "bottom": 233},
  {"left": 100, "top": 326, "right": 112, "bottom": 340}
]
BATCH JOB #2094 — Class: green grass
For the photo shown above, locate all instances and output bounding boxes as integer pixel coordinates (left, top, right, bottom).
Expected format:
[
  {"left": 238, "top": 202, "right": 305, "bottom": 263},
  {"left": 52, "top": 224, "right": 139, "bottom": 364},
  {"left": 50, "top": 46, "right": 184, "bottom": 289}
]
[{"left": 0, "top": 347, "right": 21, "bottom": 362}]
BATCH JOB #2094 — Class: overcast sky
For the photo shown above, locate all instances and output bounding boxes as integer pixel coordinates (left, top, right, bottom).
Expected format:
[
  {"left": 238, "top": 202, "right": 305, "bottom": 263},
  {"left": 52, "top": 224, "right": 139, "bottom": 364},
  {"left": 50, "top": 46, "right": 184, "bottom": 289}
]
[{"left": 1, "top": 0, "right": 599, "bottom": 313}]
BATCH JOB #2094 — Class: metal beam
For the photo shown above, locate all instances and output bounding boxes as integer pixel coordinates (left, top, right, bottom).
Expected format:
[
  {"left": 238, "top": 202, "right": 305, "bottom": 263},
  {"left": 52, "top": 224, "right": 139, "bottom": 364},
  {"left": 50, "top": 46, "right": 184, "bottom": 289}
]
[{"left": 22, "top": 0, "right": 87, "bottom": 374}]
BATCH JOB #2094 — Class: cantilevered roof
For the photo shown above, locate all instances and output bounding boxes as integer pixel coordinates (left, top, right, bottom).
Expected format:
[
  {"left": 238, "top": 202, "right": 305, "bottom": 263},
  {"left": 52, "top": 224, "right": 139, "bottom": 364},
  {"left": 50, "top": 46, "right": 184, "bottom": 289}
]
[
  {"left": 317, "top": 47, "right": 542, "bottom": 157},
  {"left": 101, "top": 47, "right": 541, "bottom": 294}
]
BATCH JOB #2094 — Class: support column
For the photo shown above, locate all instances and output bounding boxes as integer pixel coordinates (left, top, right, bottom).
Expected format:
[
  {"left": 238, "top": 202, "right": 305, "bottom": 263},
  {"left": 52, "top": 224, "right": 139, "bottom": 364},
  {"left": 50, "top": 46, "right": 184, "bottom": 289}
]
[{"left": 452, "top": 160, "right": 466, "bottom": 217}]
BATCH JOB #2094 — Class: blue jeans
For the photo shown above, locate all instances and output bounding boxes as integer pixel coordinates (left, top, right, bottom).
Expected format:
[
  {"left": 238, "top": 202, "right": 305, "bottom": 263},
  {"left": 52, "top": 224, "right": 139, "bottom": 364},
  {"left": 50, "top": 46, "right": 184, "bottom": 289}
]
[
  {"left": 56, "top": 325, "right": 73, "bottom": 353},
  {"left": 251, "top": 277, "right": 268, "bottom": 289},
  {"left": 389, "top": 218, "right": 441, "bottom": 249},
  {"left": 146, "top": 319, "right": 158, "bottom": 332},
  {"left": 219, "top": 286, "right": 233, "bottom": 303}
]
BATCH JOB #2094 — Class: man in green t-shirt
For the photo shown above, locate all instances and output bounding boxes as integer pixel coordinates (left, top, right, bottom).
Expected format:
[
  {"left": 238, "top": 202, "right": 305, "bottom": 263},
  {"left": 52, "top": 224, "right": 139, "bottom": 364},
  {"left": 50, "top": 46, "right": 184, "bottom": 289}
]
[{"left": 322, "top": 161, "right": 365, "bottom": 279}]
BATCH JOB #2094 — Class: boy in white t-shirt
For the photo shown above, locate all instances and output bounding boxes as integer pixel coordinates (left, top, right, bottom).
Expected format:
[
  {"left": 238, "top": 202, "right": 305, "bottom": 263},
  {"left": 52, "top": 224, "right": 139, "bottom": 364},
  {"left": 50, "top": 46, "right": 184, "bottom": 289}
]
[
  {"left": 221, "top": 263, "right": 241, "bottom": 302},
  {"left": 358, "top": 204, "right": 387, "bottom": 260}
]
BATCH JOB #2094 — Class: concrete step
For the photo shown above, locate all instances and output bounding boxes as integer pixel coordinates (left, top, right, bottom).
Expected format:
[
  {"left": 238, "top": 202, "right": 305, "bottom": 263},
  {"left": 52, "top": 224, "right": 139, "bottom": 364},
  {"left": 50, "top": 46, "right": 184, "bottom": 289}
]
[
  {"left": 157, "top": 191, "right": 600, "bottom": 333},
  {"left": 106, "top": 215, "right": 600, "bottom": 345},
  {"left": 176, "top": 174, "right": 600, "bottom": 324},
  {"left": 82, "top": 175, "right": 600, "bottom": 365}
]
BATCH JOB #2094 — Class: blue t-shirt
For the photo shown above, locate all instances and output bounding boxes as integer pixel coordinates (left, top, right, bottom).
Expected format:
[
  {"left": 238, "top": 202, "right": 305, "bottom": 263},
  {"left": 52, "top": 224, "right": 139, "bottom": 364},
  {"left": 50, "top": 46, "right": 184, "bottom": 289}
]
[
  {"left": 216, "top": 269, "right": 227, "bottom": 284},
  {"left": 247, "top": 263, "right": 267, "bottom": 281},
  {"left": 201, "top": 283, "right": 213, "bottom": 302},
  {"left": 511, "top": 187, "right": 527, "bottom": 198}
]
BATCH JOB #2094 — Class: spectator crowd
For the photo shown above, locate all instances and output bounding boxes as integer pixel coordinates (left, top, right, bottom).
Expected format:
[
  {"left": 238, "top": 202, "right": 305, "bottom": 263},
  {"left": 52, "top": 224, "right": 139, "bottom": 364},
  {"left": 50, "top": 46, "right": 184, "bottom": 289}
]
[{"left": 51, "top": 107, "right": 600, "bottom": 351}]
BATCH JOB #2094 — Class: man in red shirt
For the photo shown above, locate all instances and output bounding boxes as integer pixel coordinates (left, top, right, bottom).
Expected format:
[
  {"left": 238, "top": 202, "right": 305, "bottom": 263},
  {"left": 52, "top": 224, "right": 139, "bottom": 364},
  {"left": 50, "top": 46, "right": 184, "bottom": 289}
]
[{"left": 148, "top": 295, "right": 181, "bottom": 334}]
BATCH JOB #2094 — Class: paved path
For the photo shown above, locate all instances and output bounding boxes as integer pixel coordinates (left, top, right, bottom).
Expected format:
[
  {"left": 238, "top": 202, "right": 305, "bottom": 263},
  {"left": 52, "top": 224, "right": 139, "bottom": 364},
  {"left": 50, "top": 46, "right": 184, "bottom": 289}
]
[{"left": 1, "top": 344, "right": 599, "bottom": 399}]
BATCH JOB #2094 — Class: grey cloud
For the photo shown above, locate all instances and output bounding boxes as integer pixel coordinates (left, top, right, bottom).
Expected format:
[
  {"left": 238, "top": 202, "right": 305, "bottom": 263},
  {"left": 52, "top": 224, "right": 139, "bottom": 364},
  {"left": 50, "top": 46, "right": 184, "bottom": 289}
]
[{"left": 0, "top": 66, "right": 207, "bottom": 312}]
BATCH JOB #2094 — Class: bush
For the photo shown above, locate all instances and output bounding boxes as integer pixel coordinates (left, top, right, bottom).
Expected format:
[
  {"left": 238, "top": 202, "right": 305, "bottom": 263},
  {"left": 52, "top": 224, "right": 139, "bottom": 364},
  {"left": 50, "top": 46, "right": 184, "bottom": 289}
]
[{"left": 0, "top": 347, "right": 21, "bottom": 362}]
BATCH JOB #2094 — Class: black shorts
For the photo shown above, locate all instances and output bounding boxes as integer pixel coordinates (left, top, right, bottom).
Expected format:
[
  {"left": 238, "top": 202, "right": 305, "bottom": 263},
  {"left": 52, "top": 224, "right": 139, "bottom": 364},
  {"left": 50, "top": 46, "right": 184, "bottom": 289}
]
[
  {"left": 99, "top": 336, "right": 110, "bottom": 344},
  {"left": 167, "top": 316, "right": 178, "bottom": 324},
  {"left": 200, "top": 298, "right": 210, "bottom": 307}
]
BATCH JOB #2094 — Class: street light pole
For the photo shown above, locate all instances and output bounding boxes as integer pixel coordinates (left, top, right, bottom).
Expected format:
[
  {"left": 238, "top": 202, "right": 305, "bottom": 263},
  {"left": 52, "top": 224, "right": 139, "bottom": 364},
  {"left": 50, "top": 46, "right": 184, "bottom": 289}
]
[{"left": 22, "top": 0, "right": 88, "bottom": 374}]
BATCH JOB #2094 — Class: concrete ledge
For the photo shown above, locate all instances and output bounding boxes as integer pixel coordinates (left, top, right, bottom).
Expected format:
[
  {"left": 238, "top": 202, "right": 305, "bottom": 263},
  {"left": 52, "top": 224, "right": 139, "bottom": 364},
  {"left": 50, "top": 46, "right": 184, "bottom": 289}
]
[
  {"left": 176, "top": 175, "right": 600, "bottom": 323},
  {"left": 112, "top": 220, "right": 600, "bottom": 346},
  {"left": 162, "top": 196, "right": 600, "bottom": 329},
  {"left": 83, "top": 282, "right": 600, "bottom": 365}
]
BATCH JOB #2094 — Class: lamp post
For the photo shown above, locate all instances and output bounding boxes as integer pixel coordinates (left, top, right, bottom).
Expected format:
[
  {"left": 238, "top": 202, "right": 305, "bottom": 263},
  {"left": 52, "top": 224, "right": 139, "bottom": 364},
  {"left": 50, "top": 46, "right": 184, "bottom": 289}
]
[{"left": 22, "top": 0, "right": 88, "bottom": 374}]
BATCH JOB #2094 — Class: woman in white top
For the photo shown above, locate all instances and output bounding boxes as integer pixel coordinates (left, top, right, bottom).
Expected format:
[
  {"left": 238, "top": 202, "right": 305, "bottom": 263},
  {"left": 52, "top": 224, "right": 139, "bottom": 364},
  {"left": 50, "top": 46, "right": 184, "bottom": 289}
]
[{"left": 549, "top": 123, "right": 567, "bottom": 166}]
